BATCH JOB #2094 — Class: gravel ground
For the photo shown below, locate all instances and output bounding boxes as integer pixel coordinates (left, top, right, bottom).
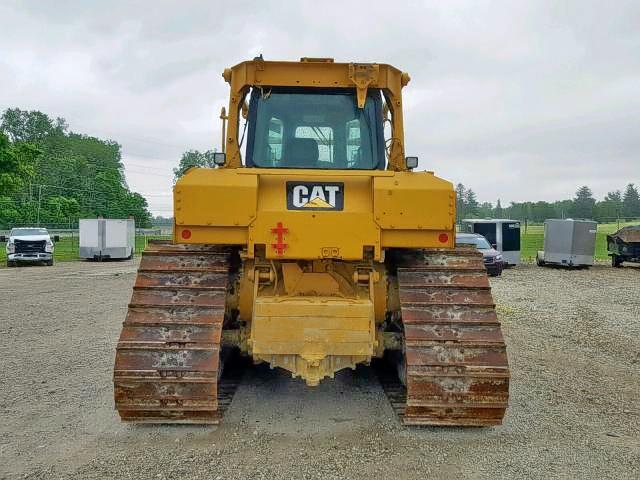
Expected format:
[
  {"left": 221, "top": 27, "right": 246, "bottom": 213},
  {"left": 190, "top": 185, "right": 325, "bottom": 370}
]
[{"left": 1, "top": 260, "right": 638, "bottom": 479}]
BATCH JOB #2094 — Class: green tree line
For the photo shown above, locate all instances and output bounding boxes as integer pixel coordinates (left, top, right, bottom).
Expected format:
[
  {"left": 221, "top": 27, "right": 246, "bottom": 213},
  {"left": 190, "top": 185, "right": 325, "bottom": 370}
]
[
  {"left": 0, "top": 108, "right": 152, "bottom": 228},
  {"left": 456, "top": 183, "right": 640, "bottom": 223}
]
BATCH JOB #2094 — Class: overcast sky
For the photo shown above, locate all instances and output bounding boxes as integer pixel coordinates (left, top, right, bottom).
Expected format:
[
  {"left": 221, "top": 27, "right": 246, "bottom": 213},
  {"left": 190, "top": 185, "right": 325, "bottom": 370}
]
[{"left": 1, "top": 1, "right": 638, "bottom": 216}]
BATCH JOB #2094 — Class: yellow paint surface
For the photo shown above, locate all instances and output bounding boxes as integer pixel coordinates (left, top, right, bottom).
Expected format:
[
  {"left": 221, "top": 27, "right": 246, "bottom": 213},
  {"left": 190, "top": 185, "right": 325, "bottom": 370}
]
[{"left": 174, "top": 168, "right": 455, "bottom": 258}]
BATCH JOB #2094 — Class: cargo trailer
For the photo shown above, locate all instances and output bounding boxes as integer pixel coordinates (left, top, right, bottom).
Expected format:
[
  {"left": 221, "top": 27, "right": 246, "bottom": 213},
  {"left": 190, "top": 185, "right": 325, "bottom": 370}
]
[
  {"left": 462, "top": 219, "right": 521, "bottom": 266},
  {"left": 536, "top": 219, "right": 596, "bottom": 268},
  {"left": 79, "top": 219, "right": 135, "bottom": 260}
]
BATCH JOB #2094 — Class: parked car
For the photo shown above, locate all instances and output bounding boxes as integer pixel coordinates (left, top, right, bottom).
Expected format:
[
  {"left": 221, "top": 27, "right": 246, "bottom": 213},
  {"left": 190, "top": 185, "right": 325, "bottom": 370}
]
[
  {"left": 1, "top": 227, "right": 59, "bottom": 267},
  {"left": 456, "top": 232, "right": 504, "bottom": 276}
]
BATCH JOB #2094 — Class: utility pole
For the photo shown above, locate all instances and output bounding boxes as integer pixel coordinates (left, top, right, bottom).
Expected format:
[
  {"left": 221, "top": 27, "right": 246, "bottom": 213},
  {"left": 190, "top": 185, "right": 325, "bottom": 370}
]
[{"left": 36, "top": 185, "right": 43, "bottom": 226}]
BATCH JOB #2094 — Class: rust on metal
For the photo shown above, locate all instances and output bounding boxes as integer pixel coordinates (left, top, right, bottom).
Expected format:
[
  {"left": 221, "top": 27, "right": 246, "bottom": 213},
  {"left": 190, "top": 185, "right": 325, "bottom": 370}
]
[
  {"left": 381, "top": 247, "right": 510, "bottom": 426},
  {"left": 113, "top": 240, "right": 239, "bottom": 424}
]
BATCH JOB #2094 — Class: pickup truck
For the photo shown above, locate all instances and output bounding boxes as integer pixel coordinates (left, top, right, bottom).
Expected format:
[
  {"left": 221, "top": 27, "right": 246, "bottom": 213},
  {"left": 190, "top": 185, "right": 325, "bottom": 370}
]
[{"left": 1, "top": 228, "right": 59, "bottom": 267}]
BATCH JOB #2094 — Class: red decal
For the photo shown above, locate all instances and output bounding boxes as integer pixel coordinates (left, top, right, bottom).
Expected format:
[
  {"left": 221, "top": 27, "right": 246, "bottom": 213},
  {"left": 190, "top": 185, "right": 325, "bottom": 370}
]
[{"left": 271, "top": 222, "right": 289, "bottom": 256}]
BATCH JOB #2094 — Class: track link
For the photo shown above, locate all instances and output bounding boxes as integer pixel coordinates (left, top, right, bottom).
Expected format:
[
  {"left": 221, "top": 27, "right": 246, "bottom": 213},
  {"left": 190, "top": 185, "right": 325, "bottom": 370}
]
[
  {"left": 113, "top": 240, "right": 238, "bottom": 424},
  {"left": 385, "top": 247, "right": 510, "bottom": 426}
]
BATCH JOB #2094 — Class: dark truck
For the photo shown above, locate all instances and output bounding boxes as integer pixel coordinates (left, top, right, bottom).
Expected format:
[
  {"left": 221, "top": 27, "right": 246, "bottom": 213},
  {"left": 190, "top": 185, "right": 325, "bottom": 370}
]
[
  {"left": 607, "top": 226, "right": 640, "bottom": 267},
  {"left": 1, "top": 227, "right": 59, "bottom": 267}
]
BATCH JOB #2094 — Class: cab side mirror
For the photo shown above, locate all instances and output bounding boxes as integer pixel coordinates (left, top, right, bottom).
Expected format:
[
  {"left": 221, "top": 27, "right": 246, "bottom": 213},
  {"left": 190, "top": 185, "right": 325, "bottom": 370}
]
[
  {"left": 53, "top": 235, "right": 60, "bottom": 242},
  {"left": 213, "top": 152, "right": 226, "bottom": 166},
  {"left": 405, "top": 156, "right": 418, "bottom": 170},
  {"left": 492, "top": 243, "right": 497, "bottom": 249}
]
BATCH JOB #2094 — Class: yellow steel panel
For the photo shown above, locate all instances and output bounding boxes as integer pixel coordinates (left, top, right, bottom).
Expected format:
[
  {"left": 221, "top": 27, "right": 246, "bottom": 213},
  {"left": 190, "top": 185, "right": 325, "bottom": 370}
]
[
  {"left": 254, "top": 331, "right": 372, "bottom": 347},
  {"left": 257, "top": 343, "right": 373, "bottom": 357},
  {"left": 254, "top": 299, "right": 371, "bottom": 318},
  {"left": 174, "top": 168, "right": 257, "bottom": 227},
  {"left": 250, "top": 172, "right": 380, "bottom": 260},
  {"left": 381, "top": 229, "right": 454, "bottom": 249},
  {"left": 174, "top": 226, "right": 247, "bottom": 245},
  {"left": 227, "top": 59, "right": 402, "bottom": 92},
  {"left": 251, "top": 296, "right": 374, "bottom": 357},
  {"left": 254, "top": 324, "right": 373, "bottom": 340},
  {"left": 172, "top": 167, "right": 457, "bottom": 252},
  {"left": 254, "top": 213, "right": 378, "bottom": 260},
  {"left": 374, "top": 171, "right": 455, "bottom": 230}
]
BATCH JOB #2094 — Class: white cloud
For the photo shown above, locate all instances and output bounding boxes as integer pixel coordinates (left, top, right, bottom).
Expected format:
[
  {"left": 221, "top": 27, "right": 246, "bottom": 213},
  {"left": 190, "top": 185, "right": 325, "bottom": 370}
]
[{"left": 1, "top": 0, "right": 639, "bottom": 214}]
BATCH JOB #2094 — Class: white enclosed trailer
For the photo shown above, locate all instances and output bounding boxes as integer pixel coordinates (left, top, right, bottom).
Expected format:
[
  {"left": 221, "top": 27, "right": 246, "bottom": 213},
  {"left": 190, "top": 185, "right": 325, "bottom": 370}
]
[
  {"left": 536, "top": 219, "right": 597, "bottom": 268},
  {"left": 462, "top": 219, "right": 521, "bottom": 266},
  {"left": 79, "top": 219, "right": 135, "bottom": 260}
]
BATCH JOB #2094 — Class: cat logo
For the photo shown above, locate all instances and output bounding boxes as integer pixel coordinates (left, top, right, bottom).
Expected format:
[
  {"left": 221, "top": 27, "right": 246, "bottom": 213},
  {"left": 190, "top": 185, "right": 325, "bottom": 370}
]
[{"left": 286, "top": 182, "right": 344, "bottom": 211}]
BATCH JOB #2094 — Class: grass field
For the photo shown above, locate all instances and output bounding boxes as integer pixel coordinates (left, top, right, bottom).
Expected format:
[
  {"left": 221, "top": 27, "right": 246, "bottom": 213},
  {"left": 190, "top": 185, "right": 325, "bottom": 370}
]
[{"left": 1, "top": 222, "right": 637, "bottom": 265}]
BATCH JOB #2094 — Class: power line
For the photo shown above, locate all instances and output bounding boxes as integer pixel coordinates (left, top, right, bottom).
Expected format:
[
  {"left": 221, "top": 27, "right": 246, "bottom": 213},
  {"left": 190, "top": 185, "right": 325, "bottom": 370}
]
[
  {"left": 121, "top": 150, "right": 178, "bottom": 162},
  {"left": 53, "top": 112, "right": 195, "bottom": 151},
  {"left": 29, "top": 183, "right": 96, "bottom": 194},
  {"left": 124, "top": 168, "right": 173, "bottom": 178}
]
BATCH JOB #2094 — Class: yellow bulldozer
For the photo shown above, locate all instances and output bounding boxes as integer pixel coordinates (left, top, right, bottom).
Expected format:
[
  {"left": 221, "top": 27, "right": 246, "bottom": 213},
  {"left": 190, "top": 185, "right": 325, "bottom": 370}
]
[{"left": 113, "top": 57, "right": 509, "bottom": 426}]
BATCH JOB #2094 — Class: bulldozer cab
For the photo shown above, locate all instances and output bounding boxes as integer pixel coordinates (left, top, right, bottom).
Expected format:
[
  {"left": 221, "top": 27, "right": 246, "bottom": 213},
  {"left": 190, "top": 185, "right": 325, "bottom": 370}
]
[
  {"left": 219, "top": 58, "right": 411, "bottom": 172},
  {"left": 244, "top": 87, "right": 386, "bottom": 170}
]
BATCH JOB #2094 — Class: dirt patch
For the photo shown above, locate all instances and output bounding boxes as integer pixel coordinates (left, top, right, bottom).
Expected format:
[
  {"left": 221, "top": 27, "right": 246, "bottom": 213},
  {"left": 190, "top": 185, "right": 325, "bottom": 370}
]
[{"left": 0, "top": 261, "right": 638, "bottom": 479}]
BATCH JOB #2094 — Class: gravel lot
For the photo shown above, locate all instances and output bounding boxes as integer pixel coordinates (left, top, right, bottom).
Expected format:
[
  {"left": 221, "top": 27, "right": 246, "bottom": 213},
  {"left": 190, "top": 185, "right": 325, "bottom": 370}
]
[{"left": 1, "top": 260, "right": 638, "bottom": 479}]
